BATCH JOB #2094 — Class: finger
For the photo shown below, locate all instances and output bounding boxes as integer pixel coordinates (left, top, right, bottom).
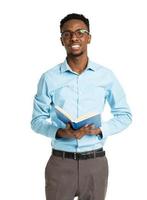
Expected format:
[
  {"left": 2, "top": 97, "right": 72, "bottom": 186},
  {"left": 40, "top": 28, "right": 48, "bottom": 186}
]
[
  {"left": 89, "top": 129, "right": 99, "bottom": 135},
  {"left": 66, "top": 123, "right": 71, "bottom": 129},
  {"left": 91, "top": 124, "right": 96, "bottom": 129},
  {"left": 84, "top": 124, "right": 89, "bottom": 127},
  {"left": 84, "top": 126, "right": 94, "bottom": 132},
  {"left": 75, "top": 134, "right": 82, "bottom": 139},
  {"left": 79, "top": 124, "right": 91, "bottom": 130},
  {"left": 75, "top": 130, "right": 84, "bottom": 139}
]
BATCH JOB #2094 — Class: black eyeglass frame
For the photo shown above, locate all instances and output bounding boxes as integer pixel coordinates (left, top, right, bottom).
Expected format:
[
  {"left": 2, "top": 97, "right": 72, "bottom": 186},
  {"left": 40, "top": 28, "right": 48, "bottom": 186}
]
[{"left": 61, "top": 29, "right": 90, "bottom": 39}]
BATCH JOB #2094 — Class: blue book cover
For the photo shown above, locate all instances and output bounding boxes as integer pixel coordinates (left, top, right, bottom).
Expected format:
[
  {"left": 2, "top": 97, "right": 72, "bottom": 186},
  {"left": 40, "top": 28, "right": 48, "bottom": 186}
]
[{"left": 54, "top": 106, "right": 101, "bottom": 130}]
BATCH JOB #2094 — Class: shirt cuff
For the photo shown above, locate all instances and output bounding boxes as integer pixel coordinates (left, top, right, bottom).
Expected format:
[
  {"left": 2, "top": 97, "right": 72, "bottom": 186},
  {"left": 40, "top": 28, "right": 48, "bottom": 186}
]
[
  {"left": 96, "top": 128, "right": 103, "bottom": 140},
  {"left": 47, "top": 125, "right": 59, "bottom": 139},
  {"left": 99, "top": 123, "right": 111, "bottom": 139}
]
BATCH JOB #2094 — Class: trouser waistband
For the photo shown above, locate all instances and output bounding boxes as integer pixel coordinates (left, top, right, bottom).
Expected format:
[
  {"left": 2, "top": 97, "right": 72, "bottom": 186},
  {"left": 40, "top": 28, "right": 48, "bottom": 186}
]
[{"left": 52, "top": 148, "right": 105, "bottom": 160}]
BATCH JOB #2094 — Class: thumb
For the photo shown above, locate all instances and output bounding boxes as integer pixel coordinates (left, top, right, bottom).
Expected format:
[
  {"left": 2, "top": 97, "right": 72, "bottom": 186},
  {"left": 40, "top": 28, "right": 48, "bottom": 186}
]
[
  {"left": 66, "top": 123, "right": 71, "bottom": 129},
  {"left": 84, "top": 124, "right": 89, "bottom": 127}
]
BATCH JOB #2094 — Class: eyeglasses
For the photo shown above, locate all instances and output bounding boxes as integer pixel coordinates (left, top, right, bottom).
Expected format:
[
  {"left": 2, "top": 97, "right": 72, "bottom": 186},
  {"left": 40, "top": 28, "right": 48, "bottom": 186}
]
[{"left": 61, "top": 29, "right": 89, "bottom": 39}]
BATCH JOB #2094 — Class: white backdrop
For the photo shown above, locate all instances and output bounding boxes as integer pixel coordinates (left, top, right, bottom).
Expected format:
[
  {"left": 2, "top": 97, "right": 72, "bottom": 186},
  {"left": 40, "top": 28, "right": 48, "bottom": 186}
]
[{"left": 0, "top": 0, "right": 147, "bottom": 199}]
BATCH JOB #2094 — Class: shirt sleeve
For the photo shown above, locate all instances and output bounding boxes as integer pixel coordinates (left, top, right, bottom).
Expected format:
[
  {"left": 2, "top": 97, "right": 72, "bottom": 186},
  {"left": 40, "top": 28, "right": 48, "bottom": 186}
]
[
  {"left": 31, "top": 73, "right": 58, "bottom": 139},
  {"left": 100, "top": 70, "right": 132, "bottom": 139}
]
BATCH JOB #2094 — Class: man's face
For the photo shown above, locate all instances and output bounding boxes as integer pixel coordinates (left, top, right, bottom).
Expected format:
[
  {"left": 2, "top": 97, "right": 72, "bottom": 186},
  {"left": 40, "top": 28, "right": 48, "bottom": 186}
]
[{"left": 60, "top": 19, "right": 91, "bottom": 57}]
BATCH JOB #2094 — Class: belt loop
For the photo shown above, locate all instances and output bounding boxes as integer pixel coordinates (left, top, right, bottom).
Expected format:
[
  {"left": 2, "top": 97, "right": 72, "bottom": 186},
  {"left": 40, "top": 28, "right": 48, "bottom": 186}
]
[
  {"left": 62, "top": 151, "right": 65, "bottom": 160},
  {"left": 74, "top": 153, "right": 77, "bottom": 160},
  {"left": 93, "top": 150, "right": 96, "bottom": 158}
]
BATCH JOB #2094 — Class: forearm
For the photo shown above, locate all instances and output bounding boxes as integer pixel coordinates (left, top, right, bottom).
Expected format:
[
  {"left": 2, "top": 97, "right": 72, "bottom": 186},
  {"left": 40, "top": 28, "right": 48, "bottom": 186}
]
[
  {"left": 100, "top": 113, "right": 132, "bottom": 139},
  {"left": 31, "top": 117, "right": 58, "bottom": 139}
]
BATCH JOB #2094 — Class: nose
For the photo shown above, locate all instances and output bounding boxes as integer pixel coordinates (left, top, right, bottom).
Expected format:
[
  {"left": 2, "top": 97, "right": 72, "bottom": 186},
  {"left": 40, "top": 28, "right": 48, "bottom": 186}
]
[
  {"left": 71, "top": 34, "right": 78, "bottom": 42},
  {"left": 70, "top": 32, "right": 79, "bottom": 41}
]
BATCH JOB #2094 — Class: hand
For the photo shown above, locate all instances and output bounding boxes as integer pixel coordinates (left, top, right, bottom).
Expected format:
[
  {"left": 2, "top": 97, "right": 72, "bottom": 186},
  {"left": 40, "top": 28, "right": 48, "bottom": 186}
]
[
  {"left": 75, "top": 124, "right": 102, "bottom": 139},
  {"left": 56, "top": 123, "right": 102, "bottom": 140},
  {"left": 56, "top": 123, "right": 76, "bottom": 139}
]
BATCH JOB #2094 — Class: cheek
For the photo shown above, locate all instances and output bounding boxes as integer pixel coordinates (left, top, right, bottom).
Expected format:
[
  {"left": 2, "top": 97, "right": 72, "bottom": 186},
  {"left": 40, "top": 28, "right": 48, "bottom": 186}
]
[
  {"left": 61, "top": 36, "right": 70, "bottom": 47},
  {"left": 62, "top": 42, "right": 70, "bottom": 50},
  {"left": 81, "top": 38, "right": 89, "bottom": 47}
]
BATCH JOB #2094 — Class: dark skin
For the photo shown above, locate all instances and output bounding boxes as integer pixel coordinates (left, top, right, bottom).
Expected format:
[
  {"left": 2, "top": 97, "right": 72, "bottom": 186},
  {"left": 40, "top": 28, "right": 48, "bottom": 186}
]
[{"left": 56, "top": 19, "right": 102, "bottom": 139}]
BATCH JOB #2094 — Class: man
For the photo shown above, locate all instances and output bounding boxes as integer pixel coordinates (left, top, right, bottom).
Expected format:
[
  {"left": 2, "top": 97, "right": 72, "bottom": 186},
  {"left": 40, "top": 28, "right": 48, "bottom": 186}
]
[{"left": 31, "top": 13, "right": 132, "bottom": 200}]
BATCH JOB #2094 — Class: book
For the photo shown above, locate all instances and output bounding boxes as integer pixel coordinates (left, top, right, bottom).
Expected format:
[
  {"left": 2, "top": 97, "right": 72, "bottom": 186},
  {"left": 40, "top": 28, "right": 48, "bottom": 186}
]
[{"left": 54, "top": 105, "right": 101, "bottom": 129}]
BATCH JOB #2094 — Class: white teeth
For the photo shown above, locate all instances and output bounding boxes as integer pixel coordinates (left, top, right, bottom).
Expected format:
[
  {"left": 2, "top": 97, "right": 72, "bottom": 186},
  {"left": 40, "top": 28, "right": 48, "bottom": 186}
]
[{"left": 71, "top": 45, "right": 80, "bottom": 48}]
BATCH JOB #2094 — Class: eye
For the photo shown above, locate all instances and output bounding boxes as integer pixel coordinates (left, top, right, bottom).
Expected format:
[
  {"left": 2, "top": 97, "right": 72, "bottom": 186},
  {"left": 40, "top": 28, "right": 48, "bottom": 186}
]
[
  {"left": 76, "top": 29, "right": 89, "bottom": 38},
  {"left": 62, "top": 31, "right": 70, "bottom": 38},
  {"left": 76, "top": 30, "right": 84, "bottom": 37}
]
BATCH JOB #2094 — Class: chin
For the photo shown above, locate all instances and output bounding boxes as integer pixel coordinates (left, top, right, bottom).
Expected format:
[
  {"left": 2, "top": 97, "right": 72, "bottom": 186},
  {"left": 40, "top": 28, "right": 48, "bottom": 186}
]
[{"left": 68, "top": 51, "right": 84, "bottom": 57}]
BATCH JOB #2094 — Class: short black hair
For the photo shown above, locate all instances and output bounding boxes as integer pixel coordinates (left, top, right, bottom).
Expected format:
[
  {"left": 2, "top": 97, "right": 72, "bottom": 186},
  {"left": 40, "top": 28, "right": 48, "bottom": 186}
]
[{"left": 60, "top": 13, "right": 90, "bottom": 32}]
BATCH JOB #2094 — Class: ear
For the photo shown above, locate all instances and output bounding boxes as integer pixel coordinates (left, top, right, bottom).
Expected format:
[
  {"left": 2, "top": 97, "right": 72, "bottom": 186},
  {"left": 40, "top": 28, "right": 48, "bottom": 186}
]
[
  {"left": 87, "top": 34, "right": 91, "bottom": 44},
  {"left": 60, "top": 37, "right": 64, "bottom": 46}
]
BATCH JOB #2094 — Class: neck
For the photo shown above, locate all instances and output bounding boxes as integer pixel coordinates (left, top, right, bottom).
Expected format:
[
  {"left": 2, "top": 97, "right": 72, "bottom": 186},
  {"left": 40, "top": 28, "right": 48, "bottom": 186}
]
[{"left": 67, "top": 54, "right": 88, "bottom": 74}]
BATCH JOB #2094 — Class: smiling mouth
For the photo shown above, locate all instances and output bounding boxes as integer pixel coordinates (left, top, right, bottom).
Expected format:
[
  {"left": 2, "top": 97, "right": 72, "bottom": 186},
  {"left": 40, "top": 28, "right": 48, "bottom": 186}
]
[{"left": 71, "top": 44, "right": 80, "bottom": 50}]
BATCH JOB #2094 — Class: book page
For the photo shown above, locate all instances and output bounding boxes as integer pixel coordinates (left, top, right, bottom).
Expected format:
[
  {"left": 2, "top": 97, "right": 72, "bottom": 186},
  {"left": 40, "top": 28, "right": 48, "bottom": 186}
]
[
  {"left": 75, "top": 112, "right": 98, "bottom": 123},
  {"left": 55, "top": 106, "right": 73, "bottom": 121}
]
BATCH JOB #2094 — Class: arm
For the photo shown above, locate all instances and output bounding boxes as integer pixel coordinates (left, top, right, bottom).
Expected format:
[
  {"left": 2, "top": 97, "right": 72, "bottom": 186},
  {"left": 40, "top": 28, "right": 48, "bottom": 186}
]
[
  {"left": 31, "top": 74, "right": 58, "bottom": 139},
  {"left": 100, "top": 71, "right": 132, "bottom": 139}
]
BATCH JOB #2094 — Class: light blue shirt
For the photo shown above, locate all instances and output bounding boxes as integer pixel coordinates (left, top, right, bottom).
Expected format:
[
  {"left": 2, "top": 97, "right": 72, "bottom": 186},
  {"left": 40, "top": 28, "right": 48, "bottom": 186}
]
[{"left": 31, "top": 59, "right": 132, "bottom": 152}]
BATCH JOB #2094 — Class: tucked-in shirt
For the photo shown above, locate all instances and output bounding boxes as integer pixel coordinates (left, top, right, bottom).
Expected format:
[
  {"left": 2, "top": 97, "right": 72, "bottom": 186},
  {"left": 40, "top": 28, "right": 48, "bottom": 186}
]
[{"left": 31, "top": 59, "right": 132, "bottom": 152}]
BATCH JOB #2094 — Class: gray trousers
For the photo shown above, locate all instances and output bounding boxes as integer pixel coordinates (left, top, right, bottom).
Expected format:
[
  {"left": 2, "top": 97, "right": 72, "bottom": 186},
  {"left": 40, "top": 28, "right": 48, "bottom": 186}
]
[{"left": 45, "top": 154, "right": 108, "bottom": 200}]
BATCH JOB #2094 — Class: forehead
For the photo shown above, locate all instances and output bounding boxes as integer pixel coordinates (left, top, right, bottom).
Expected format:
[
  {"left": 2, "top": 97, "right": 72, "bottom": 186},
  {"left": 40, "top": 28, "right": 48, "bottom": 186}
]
[{"left": 61, "top": 19, "right": 88, "bottom": 31}]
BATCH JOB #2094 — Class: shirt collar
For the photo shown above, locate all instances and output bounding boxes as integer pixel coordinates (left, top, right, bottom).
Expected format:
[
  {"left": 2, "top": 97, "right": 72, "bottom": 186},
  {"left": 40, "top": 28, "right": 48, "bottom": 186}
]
[{"left": 60, "top": 58, "right": 97, "bottom": 73}]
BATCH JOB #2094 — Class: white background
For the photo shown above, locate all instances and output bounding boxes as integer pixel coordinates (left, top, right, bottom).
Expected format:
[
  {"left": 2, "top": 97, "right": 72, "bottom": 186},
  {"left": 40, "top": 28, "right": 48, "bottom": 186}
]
[{"left": 0, "top": 0, "right": 147, "bottom": 199}]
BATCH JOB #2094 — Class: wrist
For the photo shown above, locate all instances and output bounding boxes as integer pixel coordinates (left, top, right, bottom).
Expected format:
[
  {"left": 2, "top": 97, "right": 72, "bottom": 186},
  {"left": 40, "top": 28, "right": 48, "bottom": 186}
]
[
  {"left": 97, "top": 128, "right": 103, "bottom": 139},
  {"left": 56, "top": 128, "right": 63, "bottom": 138}
]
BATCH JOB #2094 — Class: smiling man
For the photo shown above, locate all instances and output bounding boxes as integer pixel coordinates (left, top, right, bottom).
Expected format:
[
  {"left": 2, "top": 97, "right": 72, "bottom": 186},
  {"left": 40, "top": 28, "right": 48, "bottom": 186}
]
[{"left": 31, "top": 13, "right": 132, "bottom": 200}]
